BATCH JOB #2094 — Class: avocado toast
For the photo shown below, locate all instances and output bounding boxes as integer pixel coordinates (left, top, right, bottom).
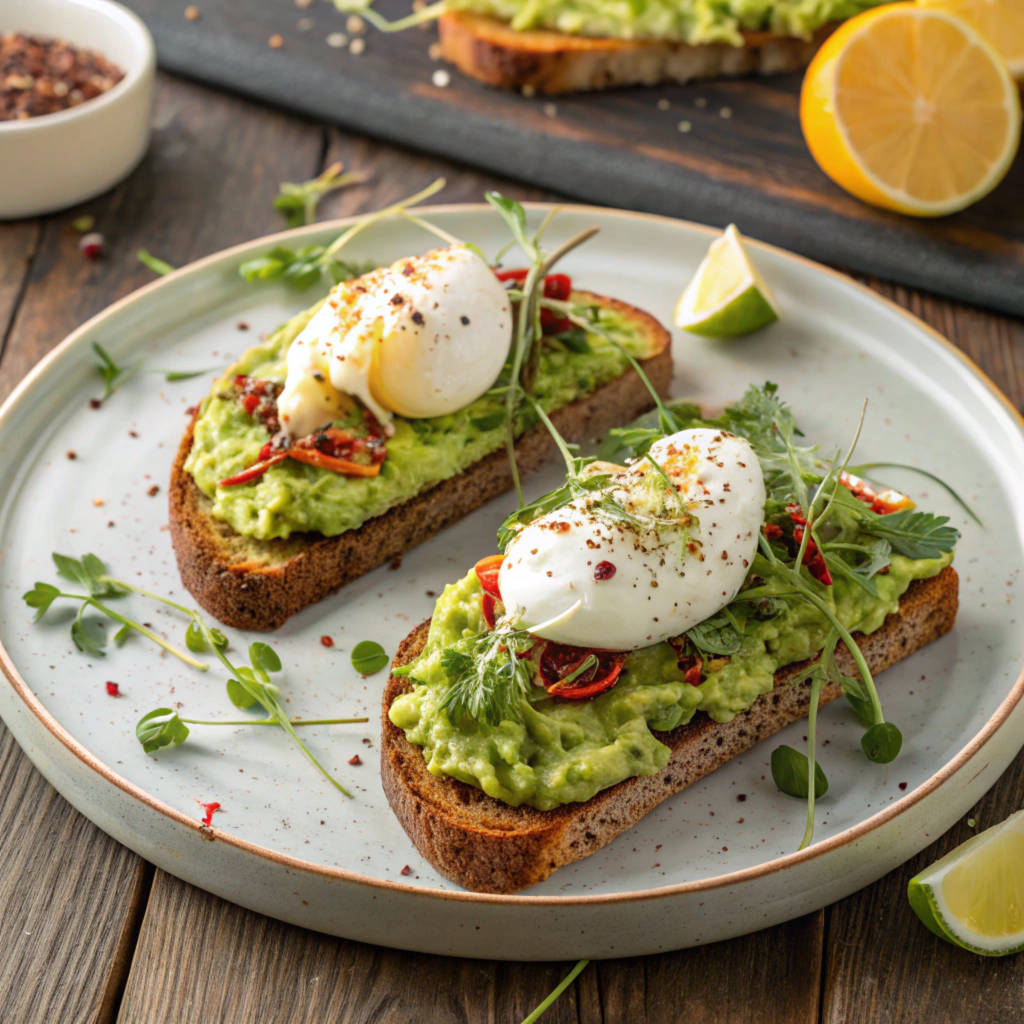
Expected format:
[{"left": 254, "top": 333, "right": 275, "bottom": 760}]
[
  {"left": 381, "top": 385, "right": 961, "bottom": 893},
  {"left": 170, "top": 197, "right": 672, "bottom": 630}
]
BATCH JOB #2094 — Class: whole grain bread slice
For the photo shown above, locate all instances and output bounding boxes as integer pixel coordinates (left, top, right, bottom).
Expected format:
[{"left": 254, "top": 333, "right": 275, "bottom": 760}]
[
  {"left": 169, "top": 293, "right": 671, "bottom": 631},
  {"left": 438, "top": 11, "right": 835, "bottom": 94},
  {"left": 381, "top": 566, "right": 959, "bottom": 893}
]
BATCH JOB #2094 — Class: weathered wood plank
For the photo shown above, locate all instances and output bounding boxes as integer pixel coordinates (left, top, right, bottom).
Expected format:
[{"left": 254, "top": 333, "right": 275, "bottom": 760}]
[
  {"left": 821, "top": 745, "right": 1024, "bottom": 1024},
  {"left": 579, "top": 912, "right": 823, "bottom": 1024},
  {"left": 0, "top": 74, "right": 329, "bottom": 1022},
  {"left": 0, "top": 720, "right": 150, "bottom": 1024},
  {"left": 118, "top": 869, "right": 582, "bottom": 1024}
]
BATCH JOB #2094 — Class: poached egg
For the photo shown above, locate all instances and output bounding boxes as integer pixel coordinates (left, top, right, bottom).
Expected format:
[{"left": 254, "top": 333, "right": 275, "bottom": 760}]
[
  {"left": 498, "top": 428, "right": 766, "bottom": 651},
  {"left": 278, "top": 246, "right": 511, "bottom": 438}
]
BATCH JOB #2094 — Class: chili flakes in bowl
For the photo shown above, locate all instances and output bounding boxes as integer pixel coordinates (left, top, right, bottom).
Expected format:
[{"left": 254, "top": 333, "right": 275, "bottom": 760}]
[{"left": 1, "top": 32, "right": 124, "bottom": 121}]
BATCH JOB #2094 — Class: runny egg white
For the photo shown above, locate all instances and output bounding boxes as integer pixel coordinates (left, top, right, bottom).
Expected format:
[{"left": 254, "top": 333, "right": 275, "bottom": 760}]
[
  {"left": 498, "top": 428, "right": 767, "bottom": 651},
  {"left": 278, "top": 246, "right": 511, "bottom": 438}
]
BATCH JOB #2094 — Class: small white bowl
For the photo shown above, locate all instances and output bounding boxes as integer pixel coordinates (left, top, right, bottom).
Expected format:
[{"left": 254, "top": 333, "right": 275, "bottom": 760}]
[{"left": 0, "top": 0, "right": 156, "bottom": 220}]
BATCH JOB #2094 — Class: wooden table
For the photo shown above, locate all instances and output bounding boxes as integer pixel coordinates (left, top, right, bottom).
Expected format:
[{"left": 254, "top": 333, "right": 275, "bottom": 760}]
[{"left": 1, "top": 74, "right": 1023, "bottom": 1024}]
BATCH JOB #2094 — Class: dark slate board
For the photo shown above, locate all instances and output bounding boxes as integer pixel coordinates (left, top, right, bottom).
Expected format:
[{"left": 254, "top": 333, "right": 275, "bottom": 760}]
[{"left": 123, "top": 0, "right": 1024, "bottom": 317}]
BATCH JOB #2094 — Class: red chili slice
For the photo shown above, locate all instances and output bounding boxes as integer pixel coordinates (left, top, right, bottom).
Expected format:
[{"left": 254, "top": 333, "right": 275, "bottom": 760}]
[
  {"left": 218, "top": 451, "right": 289, "bottom": 486},
  {"left": 543, "top": 274, "right": 572, "bottom": 301},
  {"left": 474, "top": 554, "right": 504, "bottom": 599},
  {"left": 481, "top": 592, "right": 498, "bottom": 630},
  {"left": 538, "top": 642, "right": 624, "bottom": 700},
  {"left": 242, "top": 393, "right": 260, "bottom": 416},
  {"left": 287, "top": 448, "right": 381, "bottom": 477}
]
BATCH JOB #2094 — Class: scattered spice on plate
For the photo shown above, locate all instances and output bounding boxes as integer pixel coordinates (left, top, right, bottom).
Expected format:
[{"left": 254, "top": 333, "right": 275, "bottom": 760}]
[
  {"left": 92, "top": 497, "right": 104, "bottom": 507},
  {"left": 89, "top": 398, "right": 102, "bottom": 410},
  {"left": 898, "top": 781, "right": 908, "bottom": 790},
  {"left": 200, "top": 801, "right": 221, "bottom": 827},
  {"left": 268, "top": 34, "right": 284, "bottom": 49},
  {"left": 79, "top": 232, "right": 105, "bottom": 259},
  {"left": 400, "top": 864, "right": 411, "bottom": 876},
  {"left": 348, "top": 754, "right": 362, "bottom": 766},
  {"left": 236, "top": 320, "right": 249, "bottom": 331},
  {"left": 147, "top": 485, "right": 160, "bottom": 497},
  {"left": 347, "top": 15, "right": 365, "bottom": 33},
  {"left": 1, "top": 33, "right": 125, "bottom": 121},
  {"left": 185, "top": 5, "right": 201, "bottom": 20},
  {"left": 737, "top": 793, "right": 747, "bottom": 801},
  {"left": 349, "top": 38, "right": 366, "bottom": 55},
  {"left": 320, "top": 635, "right": 334, "bottom": 648},
  {"left": 66, "top": 450, "right": 77, "bottom": 460},
  {"left": 105, "top": 681, "right": 120, "bottom": 697}
]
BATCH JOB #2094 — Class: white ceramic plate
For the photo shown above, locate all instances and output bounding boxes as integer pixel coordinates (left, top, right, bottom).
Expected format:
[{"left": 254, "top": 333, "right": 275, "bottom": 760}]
[{"left": 1, "top": 206, "right": 1022, "bottom": 961}]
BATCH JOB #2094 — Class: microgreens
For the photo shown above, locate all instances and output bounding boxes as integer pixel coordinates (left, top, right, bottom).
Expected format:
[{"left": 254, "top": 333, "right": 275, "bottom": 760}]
[
  {"left": 240, "top": 178, "right": 446, "bottom": 292},
  {"left": 520, "top": 960, "right": 591, "bottom": 1024},
  {"left": 25, "top": 553, "right": 366, "bottom": 796},
  {"left": 331, "top": 0, "right": 447, "bottom": 32},
  {"left": 438, "top": 626, "right": 537, "bottom": 727},
  {"left": 137, "top": 249, "right": 175, "bottom": 276},
  {"left": 275, "top": 161, "right": 367, "bottom": 228},
  {"left": 485, "top": 192, "right": 599, "bottom": 506},
  {"left": 351, "top": 640, "right": 389, "bottom": 675},
  {"left": 91, "top": 343, "right": 220, "bottom": 403}
]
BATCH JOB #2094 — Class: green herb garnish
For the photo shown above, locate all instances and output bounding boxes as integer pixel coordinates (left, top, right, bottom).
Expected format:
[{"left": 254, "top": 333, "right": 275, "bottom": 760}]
[
  {"left": 275, "top": 161, "right": 367, "bottom": 228},
  {"left": 771, "top": 745, "right": 829, "bottom": 800},
  {"left": 351, "top": 640, "right": 389, "bottom": 675},
  {"left": 137, "top": 249, "right": 175, "bottom": 276}
]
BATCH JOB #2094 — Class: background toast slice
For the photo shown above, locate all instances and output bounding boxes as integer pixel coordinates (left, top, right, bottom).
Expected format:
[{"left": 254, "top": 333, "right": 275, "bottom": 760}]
[
  {"left": 169, "top": 293, "right": 671, "bottom": 631},
  {"left": 438, "top": 11, "right": 835, "bottom": 94},
  {"left": 381, "top": 567, "right": 959, "bottom": 894}
]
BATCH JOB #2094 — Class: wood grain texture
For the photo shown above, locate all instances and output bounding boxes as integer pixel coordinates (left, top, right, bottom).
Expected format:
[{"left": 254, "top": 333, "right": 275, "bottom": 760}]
[
  {"left": 821, "top": 744, "right": 1024, "bottom": 1024},
  {"left": 118, "top": 869, "right": 582, "bottom": 1024},
  {"left": 118, "top": 0, "right": 1024, "bottom": 316},
  {"left": 580, "top": 912, "right": 824, "bottom": 1023},
  {"left": 0, "top": 721, "right": 150, "bottom": 1024}
]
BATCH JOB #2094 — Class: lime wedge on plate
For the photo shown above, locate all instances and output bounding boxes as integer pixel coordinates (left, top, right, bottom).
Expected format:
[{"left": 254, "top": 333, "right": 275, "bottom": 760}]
[
  {"left": 908, "top": 809, "right": 1024, "bottom": 955},
  {"left": 674, "top": 224, "right": 780, "bottom": 338}
]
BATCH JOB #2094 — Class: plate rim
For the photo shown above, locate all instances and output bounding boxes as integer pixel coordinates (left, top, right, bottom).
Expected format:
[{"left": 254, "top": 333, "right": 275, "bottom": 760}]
[{"left": 1, "top": 201, "right": 1021, "bottom": 907}]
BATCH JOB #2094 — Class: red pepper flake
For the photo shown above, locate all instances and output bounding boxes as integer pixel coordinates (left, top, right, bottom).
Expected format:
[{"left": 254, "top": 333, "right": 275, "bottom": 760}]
[
  {"left": 320, "top": 635, "right": 334, "bottom": 648},
  {"left": 79, "top": 232, "right": 105, "bottom": 259},
  {"left": 66, "top": 450, "right": 77, "bottom": 460},
  {"left": 89, "top": 398, "right": 102, "bottom": 410},
  {"left": 684, "top": 658, "right": 703, "bottom": 687},
  {"left": 898, "top": 781, "right": 908, "bottom": 791},
  {"left": 594, "top": 560, "right": 617, "bottom": 581},
  {"left": 764, "top": 523, "right": 783, "bottom": 540},
  {"left": 348, "top": 754, "right": 362, "bottom": 766},
  {"left": 236, "top": 320, "right": 250, "bottom": 331},
  {"left": 147, "top": 485, "right": 160, "bottom": 497},
  {"left": 737, "top": 793, "right": 747, "bottom": 801},
  {"left": 105, "top": 681, "right": 119, "bottom": 697},
  {"left": 200, "top": 801, "right": 221, "bottom": 827},
  {"left": 399, "top": 864, "right": 411, "bottom": 876}
]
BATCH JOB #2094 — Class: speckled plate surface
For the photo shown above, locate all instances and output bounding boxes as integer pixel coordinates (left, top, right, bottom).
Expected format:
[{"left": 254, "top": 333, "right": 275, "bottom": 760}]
[{"left": 1, "top": 206, "right": 1023, "bottom": 960}]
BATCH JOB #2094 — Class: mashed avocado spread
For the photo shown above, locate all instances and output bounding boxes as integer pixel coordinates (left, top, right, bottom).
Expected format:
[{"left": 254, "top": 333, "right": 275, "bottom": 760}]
[
  {"left": 185, "top": 296, "right": 652, "bottom": 541},
  {"left": 390, "top": 551, "right": 950, "bottom": 810},
  {"left": 448, "top": 0, "right": 886, "bottom": 46}
]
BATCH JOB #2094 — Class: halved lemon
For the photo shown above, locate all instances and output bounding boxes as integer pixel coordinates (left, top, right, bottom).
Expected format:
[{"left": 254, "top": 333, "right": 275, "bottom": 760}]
[
  {"left": 908, "top": 809, "right": 1024, "bottom": 955},
  {"left": 801, "top": 3, "right": 1022, "bottom": 217},
  {"left": 918, "top": 0, "right": 1024, "bottom": 80},
  {"left": 674, "top": 225, "right": 780, "bottom": 338}
]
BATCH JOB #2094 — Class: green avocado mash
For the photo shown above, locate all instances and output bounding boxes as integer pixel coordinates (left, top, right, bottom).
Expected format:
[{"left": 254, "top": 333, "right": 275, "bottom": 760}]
[
  {"left": 390, "top": 551, "right": 951, "bottom": 810},
  {"left": 447, "top": 0, "right": 886, "bottom": 46},
  {"left": 185, "top": 297, "right": 652, "bottom": 541}
]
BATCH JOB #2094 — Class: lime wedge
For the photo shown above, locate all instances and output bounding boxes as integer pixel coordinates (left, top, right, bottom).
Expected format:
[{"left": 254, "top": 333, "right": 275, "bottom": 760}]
[
  {"left": 674, "top": 225, "right": 780, "bottom": 338},
  {"left": 908, "top": 809, "right": 1024, "bottom": 955}
]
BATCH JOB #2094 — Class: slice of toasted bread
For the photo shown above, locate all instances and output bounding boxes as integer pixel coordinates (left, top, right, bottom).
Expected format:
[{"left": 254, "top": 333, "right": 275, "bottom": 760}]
[
  {"left": 382, "top": 566, "right": 959, "bottom": 893},
  {"left": 169, "top": 293, "right": 671, "bottom": 631},
  {"left": 438, "top": 11, "right": 835, "bottom": 94}
]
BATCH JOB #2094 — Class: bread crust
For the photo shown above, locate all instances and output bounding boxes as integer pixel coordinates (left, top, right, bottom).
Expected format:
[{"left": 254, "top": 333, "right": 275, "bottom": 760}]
[
  {"left": 169, "top": 293, "right": 671, "bottom": 631},
  {"left": 438, "top": 11, "right": 835, "bottom": 94},
  {"left": 381, "top": 567, "right": 959, "bottom": 893}
]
